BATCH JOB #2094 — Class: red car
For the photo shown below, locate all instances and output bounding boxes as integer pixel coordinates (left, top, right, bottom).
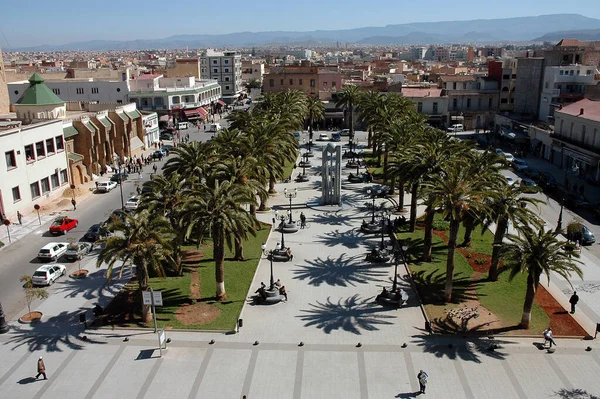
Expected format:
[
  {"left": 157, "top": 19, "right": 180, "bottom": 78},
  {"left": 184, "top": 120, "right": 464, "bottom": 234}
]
[{"left": 49, "top": 216, "right": 78, "bottom": 235}]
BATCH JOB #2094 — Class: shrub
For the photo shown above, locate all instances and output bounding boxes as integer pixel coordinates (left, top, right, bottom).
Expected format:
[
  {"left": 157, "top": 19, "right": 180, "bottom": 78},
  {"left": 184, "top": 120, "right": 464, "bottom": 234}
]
[
  {"left": 432, "top": 219, "right": 450, "bottom": 231},
  {"left": 474, "top": 257, "right": 487, "bottom": 265}
]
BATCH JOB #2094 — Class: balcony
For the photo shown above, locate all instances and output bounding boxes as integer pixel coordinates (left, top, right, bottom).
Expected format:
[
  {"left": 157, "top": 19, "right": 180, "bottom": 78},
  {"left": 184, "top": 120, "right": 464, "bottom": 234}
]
[{"left": 553, "top": 135, "right": 600, "bottom": 156}]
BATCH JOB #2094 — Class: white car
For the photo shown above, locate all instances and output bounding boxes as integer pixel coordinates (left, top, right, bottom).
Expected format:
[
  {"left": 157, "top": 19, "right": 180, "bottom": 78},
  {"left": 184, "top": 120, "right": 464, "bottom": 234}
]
[
  {"left": 32, "top": 264, "right": 66, "bottom": 286},
  {"left": 96, "top": 181, "right": 117, "bottom": 193},
  {"left": 318, "top": 133, "right": 329, "bottom": 141},
  {"left": 125, "top": 196, "right": 141, "bottom": 211},
  {"left": 503, "top": 153, "right": 515, "bottom": 162},
  {"left": 505, "top": 176, "right": 516, "bottom": 186},
  {"left": 37, "top": 242, "right": 69, "bottom": 262}
]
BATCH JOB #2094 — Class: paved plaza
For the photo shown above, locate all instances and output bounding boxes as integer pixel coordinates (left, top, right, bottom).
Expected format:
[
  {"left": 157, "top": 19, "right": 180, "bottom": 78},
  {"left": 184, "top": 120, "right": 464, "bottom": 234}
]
[{"left": 1, "top": 137, "right": 600, "bottom": 398}]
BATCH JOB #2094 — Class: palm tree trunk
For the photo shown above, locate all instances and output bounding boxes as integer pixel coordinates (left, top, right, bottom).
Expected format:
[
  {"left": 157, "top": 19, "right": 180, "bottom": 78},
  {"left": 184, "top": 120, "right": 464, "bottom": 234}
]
[
  {"left": 422, "top": 206, "right": 435, "bottom": 261},
  {"left": 136, "top": 263, "right": 153, "bottom": 323},
  {"left": 389, "top": 175, "right": 396, "bottom": 195},
  {"left": 519, "top": 272, "right": 539, "bottom": 329},
  {"left": 233, "top": 234, "right": 245, "bottom": 261},
  {"left": 488, "top": 217, "right": 508, "bottom": 281},
  {"left": 444, "top": 218, "right": 461, "bottom": 303},
  {"left": 461, "top": 213, "right": 475, "bottom": 248},
  {"left": 213, "top": 226, "right": 227, "bottom": 301},
  {"left": 258, "top": 197, "right": 267, "bottom": 212},
  {"left": 249, "top": 203, "right": 256, "bottom": 216},
  {"left": 397, "top": 181, "right": 405, "bottom": 212},
  {"left": 349, "top": 107, "right": 354, "bottom": 141},
  {"left": 383, "top": 151, "right": 389, "bottom": 184},
  {"left": 409, "top": 182, "right": 419, "bottom": 232},
  {"left": 268, "top": 174, "right": 276, "bottom": 194},
  {"left": 309, "top": 114, "right": 314, "bottom": 140},
  {"left": 367, "top": 129, "right": 372, "bottom": 147}
]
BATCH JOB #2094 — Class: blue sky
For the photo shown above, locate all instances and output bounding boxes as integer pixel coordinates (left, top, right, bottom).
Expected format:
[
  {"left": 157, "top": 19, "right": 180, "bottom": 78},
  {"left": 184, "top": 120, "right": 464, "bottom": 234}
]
[{"left": 1, "top": 0, "right": 599, "bottom": 48}]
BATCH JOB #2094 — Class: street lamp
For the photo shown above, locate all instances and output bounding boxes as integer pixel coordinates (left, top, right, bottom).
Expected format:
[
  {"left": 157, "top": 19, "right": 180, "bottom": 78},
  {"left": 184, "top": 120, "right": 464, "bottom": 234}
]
[
  {"left": 261, "top": 244, "right": 276, "bottom": 290},
  {"left": 118, "top": 178, "right": 125, "bottom": 210},
  {"left": 380, "top": 212, "right": 389, "bottom": 250},
  {"left": 388, "top": 241, "right": 409, "bottom": 292},
  {"left": 366, "top": 189, "right": 379, "bottom": 224},
  {"left": 279, "top": 215, "right": 287, "bottom": 248},
  {"left": 33, "top": 204, "right": 41, "bottom": 225},
  {"left": 556, "top": 162, "right": 579, "bottom": 232},
  {"left": 283, "top": 188, "right": 297, "bottom": 223}
]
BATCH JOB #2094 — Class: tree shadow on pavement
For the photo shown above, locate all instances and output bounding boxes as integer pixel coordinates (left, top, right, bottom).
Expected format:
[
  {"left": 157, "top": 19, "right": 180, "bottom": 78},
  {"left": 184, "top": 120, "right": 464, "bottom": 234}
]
[
  {"left": 410, "top": 333, "right": 514, "bottom": 363},
  {"left": 314, "top": 229, "right": 366, "bottom": 249},
  {"left": 311, "top": 212, "right": 355, "bottom": 227},
  {"left": 53, "top": 267, "right": 127, "bottom": 302},
  {"left": 554, "top": 388, "right": 600, "bottom": 399},
  {"left": 293, "top": 254, "right": 388, "bottom": 287},
  {"left": 4, "top": 309, "right": 106, "bottom": 352},
  {"left": 297, "top": 295, "right": 395, "bottom": 334}
]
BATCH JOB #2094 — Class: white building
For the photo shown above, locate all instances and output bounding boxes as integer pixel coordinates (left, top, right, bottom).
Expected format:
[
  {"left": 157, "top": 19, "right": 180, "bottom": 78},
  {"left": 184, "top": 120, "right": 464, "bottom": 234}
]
[
  {"left": 539, "top": 65, "right": 599, "bottom": 121},
  {"left": 8, "top": 78, "right": 130, "bottom": 105},
  {"left": 141, "top": 112, "right": 159, "bottom": 149},
  {"left": 1, "top": 119, "right": 69, "bottom": 220},
  {"left": 200, "top": 50, "right": 243, "bottom": 104}
]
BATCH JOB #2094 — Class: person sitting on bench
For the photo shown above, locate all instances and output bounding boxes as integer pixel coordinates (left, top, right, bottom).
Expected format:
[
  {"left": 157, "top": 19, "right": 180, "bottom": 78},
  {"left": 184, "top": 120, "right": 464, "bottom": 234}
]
[{"left": 255, "top": 282, "right": 267, "bottom": 301}]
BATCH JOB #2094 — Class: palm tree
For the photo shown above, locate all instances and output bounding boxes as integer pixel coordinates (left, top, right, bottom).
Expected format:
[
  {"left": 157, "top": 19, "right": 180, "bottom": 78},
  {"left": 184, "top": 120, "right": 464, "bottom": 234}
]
[
  {"left": 306, "top": 95, "right": 325, "bottom": 143},
  {"left": 162, "top": 141, "right": 212, "bottom": 180},
  {"left": 336, "top": 84, "right": 361, "bottom": 141},
  {"left": 485, "top": 182, "right": 544, "bottom": 281},
  {"left": 426, "top": 151, "right": 501, "bottom": 302},
  {"left": 357, "top": 90, "right": 383, "bottom": 148},
  {"left": 501, "top": 227, "right": 582, "bottom": 329},
  {"left": 97, "top": 210, "right": 177, "bottom": 322},
  {"left": 180, "top": 178, "right": 259, "bottom": 301}
]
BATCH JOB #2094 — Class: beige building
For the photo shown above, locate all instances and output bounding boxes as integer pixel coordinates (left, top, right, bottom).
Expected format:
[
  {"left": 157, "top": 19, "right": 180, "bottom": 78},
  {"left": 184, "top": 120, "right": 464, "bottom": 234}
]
[
  {"left": 0, "top": 45, "right": 9, "bottom": 114},
  {"left": 170, "top": 58, "right": 201, "bottom": 78}
]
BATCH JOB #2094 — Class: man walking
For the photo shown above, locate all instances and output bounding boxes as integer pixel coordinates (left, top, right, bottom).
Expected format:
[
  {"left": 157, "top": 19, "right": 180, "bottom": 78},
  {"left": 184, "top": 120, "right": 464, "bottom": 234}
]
[
  {"left": 35, "top": 356, "right": 47, "bottom": 380},
  {"left": 17, "top": 211, "right": 23, "bottom": 225},
  {"left": 417, "top": 369, "right": 428, "bottom": 394},
  {"left": 569, "top": 291, "right": 579, "bottom": 314},
  {"left": 71, "top": 198, "right": 77, "bottom": 210}
]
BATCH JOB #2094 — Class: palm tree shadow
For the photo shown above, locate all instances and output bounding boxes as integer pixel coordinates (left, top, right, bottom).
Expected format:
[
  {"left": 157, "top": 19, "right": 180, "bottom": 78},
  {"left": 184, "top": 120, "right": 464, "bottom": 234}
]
[
  {"left": 554, "top": 388, "right": 600, "bottom": 399},
  {"left": 293, "top": 254, "right": 389, "bottom": 287},
  {"left": 4, "top": 308, "right": 107, "bottom": 352},
  {"left": 311, "top": 212, "right": 355, "bottom": 227},
  {"left": 315, "top": 229, "right": 365, "bottom": 249},
  {"left": 297, "top": 295, "right": 395, "bottom": 334},
  {"left": 410, "top": 333, "right": 514, "bottom": 362},
  {"left": 411, "top": 269, "right": 480, "bottom": 305},
  {"left": 53, "top": 267, "right": 128, "bottom": 301}
]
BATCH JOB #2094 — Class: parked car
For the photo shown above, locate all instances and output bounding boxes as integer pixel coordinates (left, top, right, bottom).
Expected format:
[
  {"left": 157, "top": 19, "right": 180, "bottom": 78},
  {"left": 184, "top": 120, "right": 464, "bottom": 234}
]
[
  {"left": 539, "top": 172, "right": 558, "bottom": 189},
  {"left": 159, "top": 132, "right": 174, "bottom": 141},
  {"left": 125, "top": 196, "right": 141, "bottom": 211},
  {"left": 96, "top": 180, "right": 117, "bottom": 193},
  {"left": 523, "top": 167, "right": 540, "bottom": 180},
  {"left": 37, "top": 242, "right": 69, "bottom": 262},
  {"left": 49, "top": 216, "right": 78, "bottom": 235},
  {"left": 495, "top": 148, "right": 505, "bottom": 156},
  {"left": 110, "top": 173, "right": 129, "bottom": 183},
  {"left": 504, "top": 176, "right": 516, "bottom": 186},
  {"left": 511, "top": 158, "right": 528, "bottom": 171},
  {"left": 32, "top": 264, "right": 67, "bottom": 286},
  {"left": 65, "top": 242, "right": 93, "bottom": 261},
  {"left": 339, "top": 129, "right": 350, "bottom": 137},
  {"left": 82, "top": 223, "right": 109, "bottom": 242},
  {"left": 565, "top": 193, "right": 591, "bottom": 209},
  {"left": 447, "top": 124, "right": 464, "bottom": 132},
  {"left": 503, "top": 153, "right": 515, "bottom": 162},
  {"left": 331, "top": 132, "right": 341, "bottom": 142},
  {"left": 520, "top": 178, "right": 539, "bottom": 193},
  {"left": 317, "top": 133, "right": 329, "bottom": 141},
  {"left": 293, "top": 131, "right": 301, "bottom": 140},
  {"left": 206, "top": 123, "right": 222, "bottom": 133},
  {"left": 566, "top": 224, "right": 596, "bottom": 245}
]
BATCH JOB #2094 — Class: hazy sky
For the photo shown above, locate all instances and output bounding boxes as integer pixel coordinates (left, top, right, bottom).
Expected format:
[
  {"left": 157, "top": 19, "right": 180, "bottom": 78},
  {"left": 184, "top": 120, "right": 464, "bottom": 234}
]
[{"left": 1, "top": 0, "right": 599, "bottom": 48}]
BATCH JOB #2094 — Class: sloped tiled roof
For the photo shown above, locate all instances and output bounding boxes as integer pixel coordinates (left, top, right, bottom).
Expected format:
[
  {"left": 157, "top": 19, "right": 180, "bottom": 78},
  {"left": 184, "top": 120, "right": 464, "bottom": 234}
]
[
  {"left": 402, "top": 88, "right": 443, "bottom": 98},
  {"left": 63, "top": 125, "right": 79, "bottom": 138},
  {"left": 95, "top": 116, "right": 111, "bottom": 128},
  {"left": 16, "top": 73, "right": 65, "bottom": 106},
  {"left": 556, "top": 39, "right": 584, "bottom": 47},
  {"left": 557, "top": 98, "right": 600, "bottom": 123},
  {"left": 126, "top": 109, "right": 142, "bottom": 120},
  {"left": 438, "top": 75, "right": 476, "bottom": 82}
]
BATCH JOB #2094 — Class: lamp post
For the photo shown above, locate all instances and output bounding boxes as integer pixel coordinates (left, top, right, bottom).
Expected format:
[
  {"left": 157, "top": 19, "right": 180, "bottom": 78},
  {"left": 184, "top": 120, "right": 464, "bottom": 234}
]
[
  {"left": 388, "top": 241, "right": 409, "bottom": 292},
  {"left": 3, "top": 219, "right": 11, "bottom": 244},
  {"left": 366, "top": 189, "right": 379, "bottom": 224},
  {"left": 380, "top": 212, "right": 389, "bottom": 250},
  {"left": 556, "top": 162, "right": 579, "bottom": 232},
  {"left": 302, "top": 152, "right": 309, "bottom": 176},
  {"left": 118, "top": 178, "right": 125, "bottom": 210},
  {"left": 34, "top": 204, "right": 41, "bottom": 225},
  {"left": 262, "top": 244, "right": 275, "bottom": 290},
  {"left": 279, "top": 215, "right": 287, "bottom": 248},
  {"left": 283, "top": 188, "right": 297, "bottom": 223}
]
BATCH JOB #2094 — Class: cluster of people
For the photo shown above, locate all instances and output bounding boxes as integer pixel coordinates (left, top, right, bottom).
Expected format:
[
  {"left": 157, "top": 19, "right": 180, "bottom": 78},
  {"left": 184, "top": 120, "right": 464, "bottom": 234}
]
[{"left": 254, "top": 280, "right": 288, "bottom": 302}]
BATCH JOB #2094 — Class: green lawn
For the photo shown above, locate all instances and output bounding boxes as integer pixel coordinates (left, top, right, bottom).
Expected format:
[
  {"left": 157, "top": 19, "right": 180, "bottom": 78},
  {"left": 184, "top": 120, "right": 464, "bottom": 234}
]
[
  {"left": 282, "top": 150, "right": 299, "bottom": 180},
  {"left": 148, "top": 226, "right": 270, "bottom": 330}
]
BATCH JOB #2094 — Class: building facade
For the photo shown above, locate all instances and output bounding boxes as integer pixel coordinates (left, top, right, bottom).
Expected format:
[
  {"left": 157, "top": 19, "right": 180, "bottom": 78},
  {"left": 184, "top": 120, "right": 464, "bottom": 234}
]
[
  {"left": 439, "top": 75, "right": 499, "bottom": 129},
  {"left": 9, "top": 78, "right": 130, "bottom": 105},
  {"left": 0, "top": 45, "right": 9, "bottom": 114},
  {"left": 200, "top": 50, "right": 243, "bottom": 103},
  {"left": 263, "top": 64, "right": 342, "bottom": 97}
]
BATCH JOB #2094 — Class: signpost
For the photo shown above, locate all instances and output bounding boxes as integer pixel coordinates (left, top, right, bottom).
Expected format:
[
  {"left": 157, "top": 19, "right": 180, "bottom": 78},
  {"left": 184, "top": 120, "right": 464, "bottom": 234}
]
[
  {"left": 142, "top": 288, "right": 163, "bottom": 333},
  {"left": 158, "top": 327, "right": 167, "bottom": 357}
]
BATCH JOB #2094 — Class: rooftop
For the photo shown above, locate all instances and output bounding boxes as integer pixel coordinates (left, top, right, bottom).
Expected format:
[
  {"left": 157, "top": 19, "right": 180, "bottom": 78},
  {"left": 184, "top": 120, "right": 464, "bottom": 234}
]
[
  {"left": 401, "top": 88, "right": 443, "bottom": 98},
  {"left": 16, "top": 73, "right": 65, "bottom": 106},
  {"left": 557, "top": 98, "right": 600, "bottom": 123},
  {"left": 438, "top": 75, "right": 476, "bottom": 82}
]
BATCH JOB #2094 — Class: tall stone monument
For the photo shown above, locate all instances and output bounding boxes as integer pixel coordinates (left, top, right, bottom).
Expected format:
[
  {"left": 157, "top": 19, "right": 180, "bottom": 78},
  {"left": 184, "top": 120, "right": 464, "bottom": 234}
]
[
  {"left": 0, "top": 45, "right": 9, "bottom": 114},
  {"left": 321, "top": 143, "right": 342, "bottom": 205}
]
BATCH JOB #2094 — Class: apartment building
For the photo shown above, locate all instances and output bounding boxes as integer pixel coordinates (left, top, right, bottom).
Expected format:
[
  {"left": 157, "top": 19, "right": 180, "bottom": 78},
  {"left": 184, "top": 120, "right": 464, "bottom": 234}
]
[
  {"left": 399, "top": 87, "right": 448, "bottom": 127},
  {"left": 0, "top": 45, "right": 10, "bottom": 114},
  {"left": 8, "top": 77, "right": 130, "bottom": 104},
  {"left": 263, "top": 64, "right": 342, "bottom": 98},
  {"left": 241, "top": 60, "right": 265, "bottom": 84},
  {"left": 439, "top": 75, "right": 499, "bottom": 129},
  {"left": 551, "top": 98, "right": 600, "bottom": 181},
  {"left": 200, "top": 50, "right": 243, "bottom": 104}
]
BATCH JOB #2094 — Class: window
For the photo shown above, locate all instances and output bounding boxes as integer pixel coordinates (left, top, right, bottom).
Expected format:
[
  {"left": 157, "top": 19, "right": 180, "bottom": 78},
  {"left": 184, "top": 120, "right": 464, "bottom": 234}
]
[
  {"left": 545, "top": 82, "right": 549, "bottom": 89},
  {"left": 91, "top": 87, "right": 99, "bottom": 94},
  {"left": 323, "top": 81, "right": 328, "bottom": 87},
  {"left": 501, "top": 98, "right": 508, "bottom": 104},
  {"left": 225, "top": 77, "right": 230, "bottom": 82},
  {"left": 30, "top": 182, "right": 41, "bottom": 199},
  {"left": 45, "top": 139, "right": 55, "bottom": 154},
  {"left": 51, "top": 172, "right": 59, "bottom": 188},
  {"left": 488, "top": 98, "right": 493, "bottom": 108},
  {"left": 417, "top": 102, "right": 423, "bottom": 113},
  {"left": 5, "top": 150, "right": 16, "bottom": 169},
  {"left": 60, "top": 169, "right": 68, "bottom": 184},
  {"left": 463, "top": 83, "right": 467, "bottom": 90},
  {"left": 332, "top": 82, "right": 336, "bottom": 88},
  {"left": 52, "top": 88, "right": 61, "bottom": 95},
  {"left": 25, "top": 144, "right": 35, "bottom": 161},
  {"left": 478, "top": 98, "right": 482, "bottom": 109},
  {"left": 40, "top": 177, "right": 50, "bottom": 193},
  {"left": 269, "top": 79, "right": 274, "bottom": 87},
  {"left": 213, "top": 68, "right": 218, "bottom": 73},
  {"left": 280, "top": 79, "right": 284, "bottom": 85},
  {"left": 116, "top": 100, "right": 123, "bottom": 104},
  {"left": 76, "top": 88, "right": 84, "bottom": 94},
  {"left": 12, "top": 186, "right": 21, "bottom": 202},
  {"left": 213, "top": 60, "right": 217, "bottom": 64},
  {"left": 452, "top": 98, "right": 457, "bottom": 109},
  {"left": 290, "top": 79, "right": 293, "bottom": 85},
  {"left": 172, "top": 96, "right": 180, "bottom": 104},
  {"left": 588, "top": 70, "right": 593, "bottom": 75},
  {"left": 224, "top": 59, "right": 229, "bottom": 64},
  {"left": 225, "top": 85, "right": 230, "bottom": 90},
  {"left": 560, "top": 70, "right": 564, "bottom": 75},
  {"left": 453, "top": 82, "right": 457, "bottom": 90},
  {"left": 570, "top": 70, "right": 574, "bottom": 76},
  {"left": 224, "top": 68, "right": 229, "bottom": 73},
  {"left": 466, "top": 98, "right": 471, "bottom": 108},
  {"left": 432, "top": 102, "right": 438, "bottom": 114},
  {"left": 310, "top": 79, "right": 315, "bottom": 87},
  {"left": 299, "top": 79, "right": 303, "bottom": 85},
  {"left": 502, "top": 74, "right": 510, "bottom": 80}
]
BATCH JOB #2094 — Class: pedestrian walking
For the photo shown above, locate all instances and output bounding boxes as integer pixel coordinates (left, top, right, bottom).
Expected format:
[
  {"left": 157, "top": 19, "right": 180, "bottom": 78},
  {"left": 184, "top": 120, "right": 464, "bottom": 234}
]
[
  {"left": 543, "top": 327, "right": 557, "bottom": 348},
  {"left": 300, "top": 212, "right": 306, "bottom": 229},
  {"left": 569, "top": 291, "right": 579, "bottom": 314},
  {"left": 35, "top": 356, "right": 47, "bottom": 380},
  {"left": 71, "top": 198, "right": 77, "bottom": 210},
  {"left": 417, "top": 370, "right": 428, "bottom": 394},
  {"left": 153, "top": 164, "right": 158, "bottom": 174},
  {"left": 17, "top": 211, "right": 23, "bottom": 225}
]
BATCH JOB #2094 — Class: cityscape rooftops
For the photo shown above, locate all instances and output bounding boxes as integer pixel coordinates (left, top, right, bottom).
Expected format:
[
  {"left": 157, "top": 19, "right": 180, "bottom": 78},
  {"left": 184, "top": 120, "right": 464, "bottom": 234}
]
[
  {"left": 557, "top": 98, "right": 600, "bottom": 122},
  {"left": 401, "top": 88, "right": 443, "bottom": 97},
  {"left": 438, "top": 75, "right": 476, "bottom": 82},
  {"left": 16, "top": 73, "right": 64, "bottom": 106}
]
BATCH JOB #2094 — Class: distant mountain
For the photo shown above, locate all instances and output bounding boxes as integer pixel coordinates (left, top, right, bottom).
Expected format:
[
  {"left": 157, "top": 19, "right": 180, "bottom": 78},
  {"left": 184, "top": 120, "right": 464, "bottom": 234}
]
[
  {"left": 8, "top": 14, "right": 600, "bottom": 51},
  {"left": 532, "top": 29, "right": 600, "bottom": 42}
]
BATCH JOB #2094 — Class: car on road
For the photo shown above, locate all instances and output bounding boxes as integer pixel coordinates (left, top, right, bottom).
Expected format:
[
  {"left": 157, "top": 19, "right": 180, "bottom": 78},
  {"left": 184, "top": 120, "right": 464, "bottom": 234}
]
[
  {"left": 160, "top": 132, "right": 174, "bottom": 141},
  {"left": 96, "top": 180, "right": 117, "bottom": 193},
  {"left": 110, "top": 172, "right": 129, "bottom": 183},
  {"left": 82, "top": 223, "right": 109, "bottom": 242},
  {"left": 153, "top": 148, "right": 168, "bottom": 157},
  {"left": 520, "top": 178, "right": 539, "bottom": 193},
  {"left": 317, "top": 133, "right": 329, "bottom": 141},
  {"left": 37, "top": 242, "right": 69, "bottom": 262},
  {"left": 503, "top": 152, "right": 515, "bottom": 162},
  {"left": 447, "top": 124, "right": 465, "bottom": 132},
  {"left": 511, "top": 158, "right": 528, "bottom": 171},
  {"left": 32, "top": 264, "right": 67, "bottom": 286},
  {"left": 565, "top": 193, "right": 591, "bottom": 209},
  {"left": 504, "top": 176, "right": 516, "bottom": 186},
  {"left": 49, "top": 216, "right": 78, "bottom": 235},
  {"left": 339, "top": 129, "right": 350, "bottom": 136},
  {"left": 293, "top": 131, "right": 301, "bottom": 140},
  {"left": 125, "top": 196, "right": 141, "bottom": 211},
  {"left": 539, "top": 172, "right": 558, "bottom": 189},
  {"left": 566, "top": 223, "right": 596, "bottom": 245},
  {"left": 495, "top": 148, "right": 505, "bottom": 156},
  {"left": 65, "top": 242, "right": 93, "bottom": 261},
  {"left": 523, "top": 167, "right": 540, "bottom": 180},
  {"left": 331, "top": 132, "right": 341, "bottom": 142}
]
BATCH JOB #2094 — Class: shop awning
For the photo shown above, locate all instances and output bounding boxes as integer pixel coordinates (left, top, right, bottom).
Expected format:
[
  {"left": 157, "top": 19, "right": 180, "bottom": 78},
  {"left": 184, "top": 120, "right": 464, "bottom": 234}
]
[
  {"left": 217, "top": 100, "right": 226, "bottom": 106},
  {"left": 183, "top": 107, "right": 208, "bottom": 120},
  {"left": 130, "top": 136, "right": 144, "bottom": 151},
  {"left": 184, "top": 108, "right": 201, "bottom": 117}
]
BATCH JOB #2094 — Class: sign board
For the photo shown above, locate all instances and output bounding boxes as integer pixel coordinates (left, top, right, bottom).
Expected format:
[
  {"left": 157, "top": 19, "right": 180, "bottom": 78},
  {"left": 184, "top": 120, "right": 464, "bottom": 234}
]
[
  {"left": 142, "top": 291, "right": 163, "bottom": 306},
  {"left": 159, "top": 328, "right": 166, "bottom": 345}
]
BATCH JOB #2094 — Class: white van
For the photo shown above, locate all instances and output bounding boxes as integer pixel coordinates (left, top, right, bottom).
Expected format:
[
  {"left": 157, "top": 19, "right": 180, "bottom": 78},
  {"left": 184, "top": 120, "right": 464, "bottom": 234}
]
[
  {"left": 447, "top": 124, "right": 465, "bottom": 132},
  {"left": 206, "top": 123, "right": 221, "bottom": 133},
  {"left": 177, "top": 122, "right": 188, "bottom": 130}
]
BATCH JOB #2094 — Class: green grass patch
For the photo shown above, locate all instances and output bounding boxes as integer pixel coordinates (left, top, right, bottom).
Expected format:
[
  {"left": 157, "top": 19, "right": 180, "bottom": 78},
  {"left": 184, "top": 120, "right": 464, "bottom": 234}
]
[{"left": 282, "top": 150, "right": 299, "bottom": 179}]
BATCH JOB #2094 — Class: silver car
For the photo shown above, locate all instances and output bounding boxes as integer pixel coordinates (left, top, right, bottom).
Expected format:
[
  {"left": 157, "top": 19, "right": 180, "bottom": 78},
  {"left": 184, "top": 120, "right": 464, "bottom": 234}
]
[{"left": 65, "top": 242, "right": 93, "bottom": 261}]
